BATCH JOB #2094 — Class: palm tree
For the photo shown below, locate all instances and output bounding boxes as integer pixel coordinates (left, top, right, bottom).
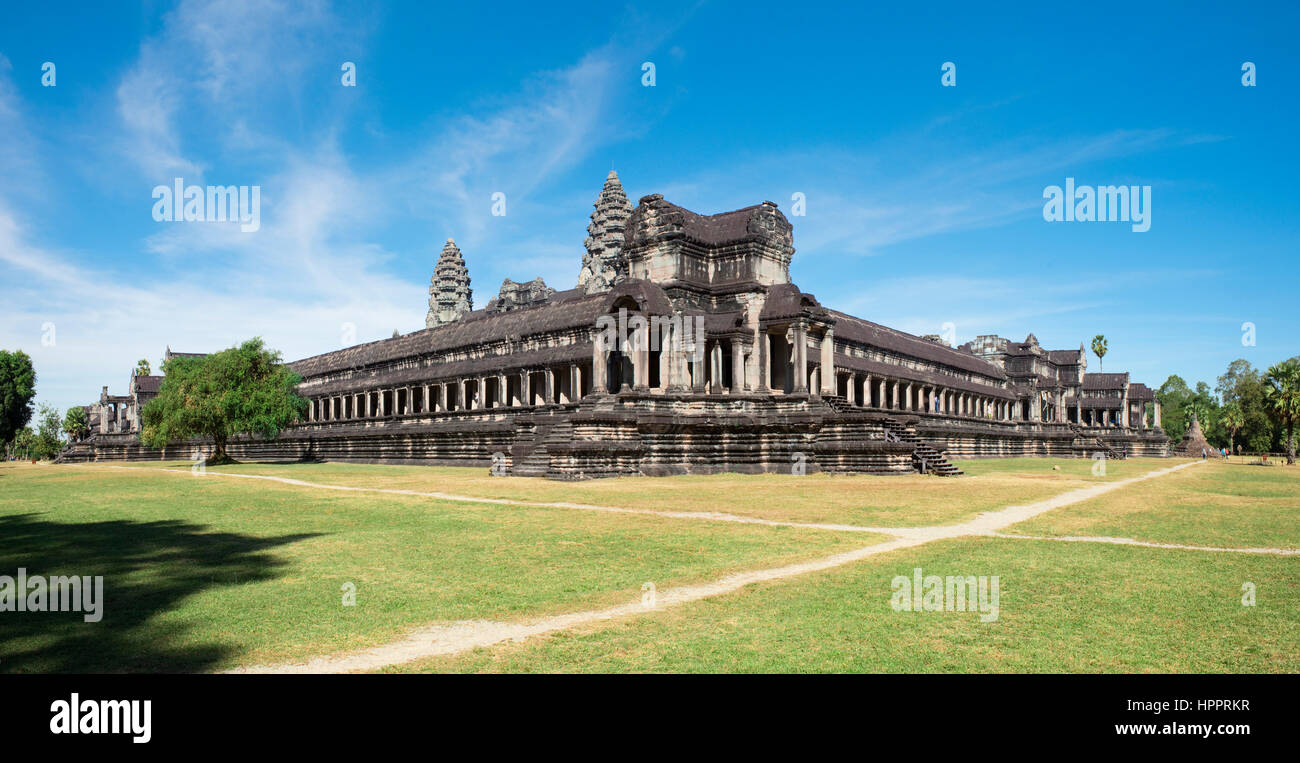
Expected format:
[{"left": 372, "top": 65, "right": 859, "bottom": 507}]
[
  {"left": 134, "top": 358, "right": 151, "bottom": 376},
  {"left": 1221, "top": 401, "right": 1243, "bottom": 459},
  {"left": 1264, "top": 360, "right": 1300, "bottom": 465},
  {"left": 1090, "top": 335, "right": 1108, "bottom": 373}
]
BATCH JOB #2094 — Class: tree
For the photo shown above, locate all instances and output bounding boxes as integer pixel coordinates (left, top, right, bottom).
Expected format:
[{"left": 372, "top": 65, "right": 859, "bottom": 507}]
[
  {"left": 141, "top": 337, "right": 306, "bottom": 463},
  {"left": 10, "top": 427, "right": 37, "bottom": 460},
  {"left": 33, "top": 403, "right": 64, "bottom": 459},
  {"left": 1157, "top": 375, "right": 1193, "bottom": 444},
  {"left": 1263, "top": 359, "right": 1300, "bottom": 465},
  {"left": 1221, "top": 401, "right": 1243, "bottom": 455},
  {"left": 63, "top": 406, "right": 90, "bottom": 441},
  {"left": 1090, "top": 335, "right": 1108, "bottom": 372},
  {"left": 135, "top": 358, "right": 152, "bottom": 376},
  {"left": 0, "top": 349, "right": 37, "bottom": 446}
]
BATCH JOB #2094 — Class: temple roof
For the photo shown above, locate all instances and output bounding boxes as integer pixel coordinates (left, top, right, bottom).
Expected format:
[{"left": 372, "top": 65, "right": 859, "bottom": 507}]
[
  {"left": 130, "top": 375, "right": 162, "bottom": 395},
  {"left": 1082, "top": 372, "right": 1129, "bottom": 390},
  {"left": 628, "top": 196, "right": 793, "bottom": 248},
  {"left": 828, "top": 310, "right": 1007, "bottom": 381},
  {"left": 759, "top": 283, "right": 826, "bottom": 321},
  {"left": 1048, "top": 349, "right": 1083, "bottom": 364},
  {"left": 292, "top": 280, "right": 672, "bottom": 379},
  {"left": 1127, "top": 382, "right": 1155, "bottom": 400}
]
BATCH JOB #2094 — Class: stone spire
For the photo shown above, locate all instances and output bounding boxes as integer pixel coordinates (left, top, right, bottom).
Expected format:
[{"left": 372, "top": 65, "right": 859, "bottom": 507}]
[
  {"left": 425, "top": 238, "right": 473, "bottom": 328},
  {"left": 578, "top": 170, "right": 633, "bottom": 294}
]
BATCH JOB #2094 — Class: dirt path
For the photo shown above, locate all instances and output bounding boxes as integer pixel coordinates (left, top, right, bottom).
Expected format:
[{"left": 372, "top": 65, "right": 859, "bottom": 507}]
[
  {"left": 988, "top": 532, "right": 1297, "bottom": 555},
  {"left": 226, "top": 459, "right": 1203, "bottom": 673}
]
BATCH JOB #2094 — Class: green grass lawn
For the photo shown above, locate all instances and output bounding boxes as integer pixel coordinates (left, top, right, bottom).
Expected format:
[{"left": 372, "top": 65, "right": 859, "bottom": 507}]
[
  {"left": 5, "top": 456, "right": 1293, "bottom": 674},
  {"left": 0, "top": 462, "right": 872, "bottom": 672},
  {"left": 93, "top": 456, "right": 1175, "bottom": 528},
  {"left": 1005, "top": 461, "right": 1300, "bottom": 550},
  {"left": 387, "top": 535, "right": 1298, "bottom": 673}
]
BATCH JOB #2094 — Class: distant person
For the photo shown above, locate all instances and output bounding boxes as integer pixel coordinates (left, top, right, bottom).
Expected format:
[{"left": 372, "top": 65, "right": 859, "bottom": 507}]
[{"left": 1201, "top": 447, "right": 1207, "bottom": 460}]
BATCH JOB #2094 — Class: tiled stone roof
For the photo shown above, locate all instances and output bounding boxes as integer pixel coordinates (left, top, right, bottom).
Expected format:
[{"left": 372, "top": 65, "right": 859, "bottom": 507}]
[
  {"left": 1127, "top": 382, "right": 1155, "bottom": 400},
  {"left": 627, "top": 196, "right": 794, "bottom": 249},
  {"left": 1082, "top": 372, "right": 1129, "bottom": 390},
  {"left": 292, "top": 280, "right": 673, "bottom": 379},
  {"left": 828, "top": 310, "right": 1007, "bottom": 381},
  {"left": 130, "top": 375, "right": 162, "bottom": 394}
]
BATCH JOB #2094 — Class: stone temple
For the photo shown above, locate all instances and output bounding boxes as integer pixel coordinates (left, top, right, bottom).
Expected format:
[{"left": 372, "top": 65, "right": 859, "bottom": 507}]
[{"left": 66, "top": 171, "right": 1169, "bottom": 476}]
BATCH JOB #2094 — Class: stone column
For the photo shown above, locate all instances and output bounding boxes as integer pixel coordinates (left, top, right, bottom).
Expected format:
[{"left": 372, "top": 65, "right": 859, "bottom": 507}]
[
  {"left": 665, "top": 328, "right": 676, "bottom": 389},
  {"left": 710, "top": 342, "right": 723, "bottom": 394},
  {"left": 691, "top": 344, "right": 706, "bottom": 393},
  {"left": 633, "top": 319, "right": 650, "bottom": 391},
  {"left": 820, "top": 328, "right": 836, "bottom": 395},
  {"left": 679, "top": 329, "right": 694, "bottom": 391},
  {"left": 545, "top": 369, "right": 556, "bottom": 404},
  {"left": 731, "top": 341, "right": 744, "bottom": 394},
  {"left": 792, "top": 323, "right": 808, "bottom": 393},
  {"left": 591, "top": 332, "right": 608, "bottom": 394}
]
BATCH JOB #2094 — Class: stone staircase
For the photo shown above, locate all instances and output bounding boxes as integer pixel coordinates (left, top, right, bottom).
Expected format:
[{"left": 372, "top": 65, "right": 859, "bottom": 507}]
[
  {"left": 881, "top": 416, "right": 963, "bottom": 476},
  {"left": 511, "top": 419, "right": 574, "bottom": 477},
  {"left": 821, "top": 393, "right": 854, "bottom": 413},
  {"left": 1069, "top": 424, "right": 1124, "bottom": 460}
]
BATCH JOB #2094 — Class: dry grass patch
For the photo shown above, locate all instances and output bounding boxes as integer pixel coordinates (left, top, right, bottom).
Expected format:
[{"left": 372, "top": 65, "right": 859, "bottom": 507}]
[
  {"left": 1005, "top": 461, "right": 1300, "bottom": 549},
  {"left": 74, "top": 457, "right": 1176, "bottom": 528}
]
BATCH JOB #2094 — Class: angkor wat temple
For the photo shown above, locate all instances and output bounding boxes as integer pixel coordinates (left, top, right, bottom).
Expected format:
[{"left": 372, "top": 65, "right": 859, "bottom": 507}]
[{"left": 68, "top": 171, "right": 1168, "bottom": 477}]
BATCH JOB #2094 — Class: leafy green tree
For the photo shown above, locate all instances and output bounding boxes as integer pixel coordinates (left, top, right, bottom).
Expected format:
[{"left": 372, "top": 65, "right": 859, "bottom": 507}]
[
  {"left": 0, "top": 349, "right": 37, "bottom": 447},
  {"left": 63, "top": 406, "right": 90, "bottom": 441},
  {"left": 1157, "top": 375, "right": 1192, "bottom": 443},
  {"left": 1090, "top": 335, "right": 1108, "bottom": 373},
  {"left": 33, "top": 403, "right": 65, "bottom": 459},
  {"left": 135, "top": 358, "right": 151, "bottom": 376},
  {"left": 10, "top": 427, "right": 37, "bottom": 460},
  {"left": 1263, "top": 359, "right": 1300, "bottom": 465},
  {"left": 141, "top": 338, "right": 306, "bottom": 463},
  {"left": 1221, "top": 401, "right": 1244, "bottom": 455}
]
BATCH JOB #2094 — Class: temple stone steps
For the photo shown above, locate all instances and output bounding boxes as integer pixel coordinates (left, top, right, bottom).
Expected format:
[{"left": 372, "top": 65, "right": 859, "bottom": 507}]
[
  {"left": 1069, "top": 424, "right": 1125, "bottom": 460},
  {"left": 511, "top": 420, "right": 574, "bottom": 477},
  {"left": 881, "top": 416, "right": 963, "bottom": 476}
]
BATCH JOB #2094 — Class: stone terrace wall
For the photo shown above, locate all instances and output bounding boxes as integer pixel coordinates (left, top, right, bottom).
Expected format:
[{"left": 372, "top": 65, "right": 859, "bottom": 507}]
[{"left": 69, "top": 392, "right": 1167, "bottom": 477}]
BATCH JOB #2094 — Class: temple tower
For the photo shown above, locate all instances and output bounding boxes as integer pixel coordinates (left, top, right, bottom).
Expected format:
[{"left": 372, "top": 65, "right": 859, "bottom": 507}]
[
  {"left": 578, "top": 170, "right": 633, "bottom": 294},
  {"left": 426, "top": 238, "right": 473, "bottom": 328}
]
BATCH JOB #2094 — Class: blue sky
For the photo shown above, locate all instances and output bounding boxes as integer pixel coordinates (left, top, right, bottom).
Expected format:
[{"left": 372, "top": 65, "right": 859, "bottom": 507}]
[{"left": 1, "top": 0, "right": 1297, "bottom": 416}]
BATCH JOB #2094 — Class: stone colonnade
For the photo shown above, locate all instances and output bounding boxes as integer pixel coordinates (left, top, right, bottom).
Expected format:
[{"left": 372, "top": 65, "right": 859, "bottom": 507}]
[
  {"left": 835, "top": 370, "right": 1018, "bottom": 421},
  {"left": 306, "top": 363, "right": 586, "bottom": 423}
]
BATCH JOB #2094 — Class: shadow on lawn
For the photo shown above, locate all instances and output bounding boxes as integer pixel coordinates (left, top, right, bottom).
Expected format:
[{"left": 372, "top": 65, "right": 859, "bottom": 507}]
[{"left": 0, "top": 513, "right": 319, "bottom": 673}]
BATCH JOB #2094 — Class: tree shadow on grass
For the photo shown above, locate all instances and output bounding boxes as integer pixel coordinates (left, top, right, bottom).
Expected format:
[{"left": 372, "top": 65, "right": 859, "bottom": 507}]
[{"left": 0, "top": 512, "right": 320, "bottom": 673}]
